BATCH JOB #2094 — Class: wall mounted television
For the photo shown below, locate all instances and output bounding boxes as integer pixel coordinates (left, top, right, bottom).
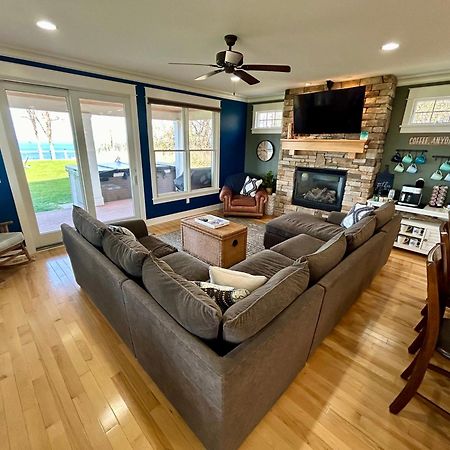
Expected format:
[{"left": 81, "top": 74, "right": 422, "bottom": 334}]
[{"left": 293, "top": 86, "right": 366, "bottom": 134}]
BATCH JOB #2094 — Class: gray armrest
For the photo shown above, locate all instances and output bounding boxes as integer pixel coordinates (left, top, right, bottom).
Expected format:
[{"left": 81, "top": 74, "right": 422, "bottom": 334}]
[
  {"left": 326, "top": 211, "right": 346, "bottom": 226},
  {"left": 110, "top": 219, "right": 148, "bottom": 239}
]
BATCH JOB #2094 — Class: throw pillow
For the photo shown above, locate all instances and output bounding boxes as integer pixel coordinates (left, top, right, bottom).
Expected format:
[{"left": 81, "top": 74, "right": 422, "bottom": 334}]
[
  {"left": 72, "top": 205, "right": 107, "bottom": 247},
  {"left": 193, "top": 281, "right": 249, "bottom": 313},
  {"left": 209, "top": 266, "right": 267, "bottom": 292},
  {"left": 373, "top": 201, "right": 395, "bottom": 230},
  {"left": 297, "top": 232, "right": 347, "bottom": 283},
  {"left": 341, "top": 203, "right": 374, "bottom": 228},
  {"left": 240, "top": 176, "right": 263, "bottom": 197},
  {"left": 108, "top": 225, "right": 136, "bottom": 240},
  {"left": 345, "top": 215, "right": 377, "bottom": 253}
]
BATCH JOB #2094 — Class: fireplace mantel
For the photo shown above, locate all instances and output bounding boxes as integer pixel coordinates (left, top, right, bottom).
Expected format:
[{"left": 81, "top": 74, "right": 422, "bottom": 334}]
[{"left": 281, "top": 138, "right": 368, "bottom": 157}]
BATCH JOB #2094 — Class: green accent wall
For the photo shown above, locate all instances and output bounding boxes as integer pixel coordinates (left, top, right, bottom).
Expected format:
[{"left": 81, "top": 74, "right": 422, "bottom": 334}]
[
  {"left": 244, "top": 103, "right": 281, "bottom": 177},
  {"left": 382, "top": 81, "right": 450, "bottom": 202}
]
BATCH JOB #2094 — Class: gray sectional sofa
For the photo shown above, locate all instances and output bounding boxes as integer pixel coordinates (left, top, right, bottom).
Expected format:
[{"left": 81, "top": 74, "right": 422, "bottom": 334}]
[{"left": 62, "top": 203, "right": 400, "bottom": 450}]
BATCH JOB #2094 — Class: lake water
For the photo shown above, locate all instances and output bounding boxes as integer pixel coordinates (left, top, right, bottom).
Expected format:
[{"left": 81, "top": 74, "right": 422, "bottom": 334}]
[{"left": 19, "top": 142, "right": 76, "bottom": 160}]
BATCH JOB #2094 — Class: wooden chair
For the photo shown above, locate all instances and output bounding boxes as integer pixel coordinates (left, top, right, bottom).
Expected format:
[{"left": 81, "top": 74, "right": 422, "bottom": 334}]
[
  {"left": 390, "top": 243, "right": 450, "bottom": 414},
  {"left": 0, "top": 221, "right": 32, "bottom": 267},
  {"left": 408, "top": 221, "right": 450, "bottom": 354}
]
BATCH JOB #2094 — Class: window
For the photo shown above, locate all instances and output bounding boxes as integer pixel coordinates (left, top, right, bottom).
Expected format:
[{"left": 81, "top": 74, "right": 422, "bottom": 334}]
[
  {"left": 252, "top": 102, "right": 283, "bottom": 134},
  {"left": 401, "top": 85, "right": 450, "bottom": 133},
  {"left": 147, "top": 89, "right": 220, "bottom": 203}
]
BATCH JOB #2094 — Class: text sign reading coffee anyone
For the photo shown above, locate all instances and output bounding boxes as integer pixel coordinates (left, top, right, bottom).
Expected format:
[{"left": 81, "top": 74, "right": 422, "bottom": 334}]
[{"left": 409, "top": 136, "right": 450, "bottom": 145}]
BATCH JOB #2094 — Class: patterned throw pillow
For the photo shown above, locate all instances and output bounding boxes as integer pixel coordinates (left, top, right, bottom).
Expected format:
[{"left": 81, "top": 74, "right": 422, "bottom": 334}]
[
  {"left": 240, "top": 176, "right": 263, "bottom": 197},
  {"left": 193, "top": 281, "right": 250, "bottom": 313},
  {"left": 340, "top": 203, "right": 375, "bottom": 228},
  {"left": 108, "top": 225, "right": 136, "bottom": 240}
]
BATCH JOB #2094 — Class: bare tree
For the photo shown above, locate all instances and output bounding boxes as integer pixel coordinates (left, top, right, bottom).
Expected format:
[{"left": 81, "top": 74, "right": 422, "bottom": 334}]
[
  {"left": 23, "top": 109, "right": 44, "bottom": 159},
  {"left": 37, "top": 111, "right": 59, "bottom": 160}
]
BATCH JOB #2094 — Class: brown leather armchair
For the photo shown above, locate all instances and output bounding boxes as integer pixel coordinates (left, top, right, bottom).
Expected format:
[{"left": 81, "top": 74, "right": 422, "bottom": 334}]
[{"left": 220, "top": 173, "right": 268, "bottom": 218}]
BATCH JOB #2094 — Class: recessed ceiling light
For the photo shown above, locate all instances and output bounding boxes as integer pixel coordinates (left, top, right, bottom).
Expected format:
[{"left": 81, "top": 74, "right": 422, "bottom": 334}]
[
  {"left": 381, "top": 42, "right": 399, "bottom": 51},
  {"left": 230, "top": 75, "right": 240, "bottom": 82},
  {"left": 305, "top": 82, "right": 311, "bottom": 86},
  {"left": 36, "top": 20, "right": 57, "bottom": 31}
]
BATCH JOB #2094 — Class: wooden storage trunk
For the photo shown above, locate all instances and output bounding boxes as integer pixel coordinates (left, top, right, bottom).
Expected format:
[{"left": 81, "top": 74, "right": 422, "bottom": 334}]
[{"left": 181, "top": 216, "right": 247, "bottom": 268}]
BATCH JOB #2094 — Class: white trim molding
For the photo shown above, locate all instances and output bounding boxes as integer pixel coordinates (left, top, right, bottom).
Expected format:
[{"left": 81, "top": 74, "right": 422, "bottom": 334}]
[{"left": 146, "top": 88, "right": 221, "bottom": 110}]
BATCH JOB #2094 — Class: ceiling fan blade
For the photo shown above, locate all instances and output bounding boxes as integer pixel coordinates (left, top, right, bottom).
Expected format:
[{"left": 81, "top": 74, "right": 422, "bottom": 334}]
[
  {"left": 233, "top": 70, "right": 260, "bottom": 85},
  {"left": 240, "top": 64, "right": 291, "bottom": 73},
  {"left": 195, "top": 69, "right": 225, "bottom": 81},
  {"left": 169, "top": 63, "right": 219, "bottom": 67}
]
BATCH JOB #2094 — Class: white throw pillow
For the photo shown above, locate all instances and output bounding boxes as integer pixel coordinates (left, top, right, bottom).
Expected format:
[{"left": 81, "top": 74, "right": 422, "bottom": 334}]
[
  {"left": 340, "top": 203, "right": 374, "bottom": 228},
  {"left": 209, "top": 266, "right": 267, "bottom": 292},
  {"left": 240, "top": 176, "right": 263, "bottom": 197}
]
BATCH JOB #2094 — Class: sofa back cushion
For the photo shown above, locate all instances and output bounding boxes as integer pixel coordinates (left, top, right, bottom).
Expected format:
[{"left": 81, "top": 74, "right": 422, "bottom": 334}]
[
  {"left": 102, "top": 230, "right": 149, "bottom": 277},
  {"left": 222, "top": 261, "right": 309, "bottom": 343},
  {"left": 374, "top": 201, "right": 395, "bottom": 230},
  {"left": 298, "top": 232, "right": 347, "bottom": 284},
  {"left": 344, "top": 215, "right": 376, "bottom": 253},
  {"left": 142, "top": 254, "right": 222, "bottom": 339},
  {"left": 72, "top": 205, "right": 107, "bottom": 247}
]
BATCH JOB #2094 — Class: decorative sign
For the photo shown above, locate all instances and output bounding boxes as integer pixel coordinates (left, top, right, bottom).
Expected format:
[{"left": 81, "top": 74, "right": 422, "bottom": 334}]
[{"left": 408, "top": 136, "right": 450, "bottom": 146}]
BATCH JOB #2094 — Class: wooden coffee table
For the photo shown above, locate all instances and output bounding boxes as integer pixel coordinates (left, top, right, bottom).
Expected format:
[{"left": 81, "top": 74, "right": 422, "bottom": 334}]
[{"left": 181, "top": 215, "right": 247, "bottom": 268}]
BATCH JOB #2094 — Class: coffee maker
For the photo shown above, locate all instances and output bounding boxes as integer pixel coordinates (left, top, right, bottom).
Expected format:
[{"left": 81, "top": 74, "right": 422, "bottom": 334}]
[{"left": 398, "top": 185, "right": 423, "bottom": 207}]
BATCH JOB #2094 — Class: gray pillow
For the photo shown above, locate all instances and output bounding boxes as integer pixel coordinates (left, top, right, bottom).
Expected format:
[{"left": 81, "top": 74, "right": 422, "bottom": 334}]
[
  {"left": 222, "top": 261, "right": 309, "bottom": 344},
  {"left": 142, "top": 254, "right": 222, "bottom": 339},
  {"left": 374, "top": 201, "right": 395, "bottom": 230},
  {"left": 102, "top": 230, "right": 149, "bottom": 277},
  {"left": 298, "top": 232, "right": 347, "bottom": 283},
  {"left": 72, "top": 205, "right": 107, "bottom": 247},
  {"left": 344, "top": 215, "right": 376, "bottom": 253}
]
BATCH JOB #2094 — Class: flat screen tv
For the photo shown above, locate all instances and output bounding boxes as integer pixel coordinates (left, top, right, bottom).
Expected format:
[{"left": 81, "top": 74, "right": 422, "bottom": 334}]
[{"left": 293, "top": 86, "right": 366, "bottom": 134}]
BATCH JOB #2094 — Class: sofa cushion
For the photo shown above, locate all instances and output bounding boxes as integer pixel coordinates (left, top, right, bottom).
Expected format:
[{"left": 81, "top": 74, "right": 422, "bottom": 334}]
[
  {"left": 231, "top": 195, "right": 256, "bottom": 207},
  {"left": 344, "top": 215, "right": 376, "bottom": 253},
  {"left": 102, "top": 230, "right": 149, "bottom": 277},
  {"left": 266, "top": 212, "right": 342, "bottom": 242},
  {"left": 222, "top": 261, "right": 310, "bottom": 343},
  {"left": 161, "top": 251, "right": 209, "bottom": 281},
  {"left": 72, "top": 205, "right": 107, "bottom": 247},
  {"left": 142, "top": 254, "right": 222, "bottom": 339},
  {"left": 374, "top": 201, "right": 395, "bottom": 230},
  {"left": 138, "top": 234, "right": 178, "bottom": 258},
  {"left": 209, "top": 267, "right": 267, "bottom": 292},
  {"left": 230, "top": 249, "right": 294, "bottom": 279},
  {"left": 298, "top": 232, "right": 347, "bottom": 283},
  {"left": 271, "top": 234, "right": 325, "bottom": 260}
]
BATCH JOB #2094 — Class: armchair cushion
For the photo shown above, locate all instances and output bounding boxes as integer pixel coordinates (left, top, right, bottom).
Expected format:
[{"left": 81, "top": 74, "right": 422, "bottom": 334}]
[
  {"left": 0, "top": 232, "right": 24, "bottom": 252},
  {"left": 231, "top": 195, "right": 256, "bottom": 207}
]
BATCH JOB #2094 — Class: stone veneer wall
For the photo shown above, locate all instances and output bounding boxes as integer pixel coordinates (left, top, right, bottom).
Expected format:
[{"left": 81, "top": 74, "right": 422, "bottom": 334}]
[{"left": 275, "top": 75, "right": 397, "bottom": 215}]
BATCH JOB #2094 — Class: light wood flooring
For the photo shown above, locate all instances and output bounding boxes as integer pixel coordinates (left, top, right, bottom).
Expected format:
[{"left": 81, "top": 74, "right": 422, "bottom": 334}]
[{"left": 0, "top": 214, "right": 449, "bottom": 449}]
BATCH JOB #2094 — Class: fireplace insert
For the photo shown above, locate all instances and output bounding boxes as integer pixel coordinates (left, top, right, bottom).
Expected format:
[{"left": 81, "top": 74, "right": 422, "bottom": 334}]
[{"left": 292, "top": 167, "right": 347, "bottom": 212}]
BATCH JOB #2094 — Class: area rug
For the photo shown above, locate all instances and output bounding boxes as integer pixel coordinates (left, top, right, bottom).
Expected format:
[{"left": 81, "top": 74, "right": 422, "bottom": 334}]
[{"left": 158, "top": 217, "right": 266, "bottom": 257}]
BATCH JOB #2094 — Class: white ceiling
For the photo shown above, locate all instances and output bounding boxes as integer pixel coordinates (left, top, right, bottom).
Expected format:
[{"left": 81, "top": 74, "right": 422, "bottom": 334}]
[{"left": 1, "top": 0, "right": 450, "bottom": 99}]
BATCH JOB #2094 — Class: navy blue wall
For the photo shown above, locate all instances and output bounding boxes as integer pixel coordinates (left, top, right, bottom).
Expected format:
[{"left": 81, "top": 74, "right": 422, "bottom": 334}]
[
  {"left": 0, "top": 56, "right": 248, "bottom": 226},
  {"left": 0, "top": 152, "right": 20, "bottom": 231}
]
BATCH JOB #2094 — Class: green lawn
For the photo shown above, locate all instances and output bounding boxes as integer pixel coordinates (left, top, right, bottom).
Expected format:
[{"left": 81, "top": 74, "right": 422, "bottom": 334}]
[{"left": 25, "top": 159, "right": 74, "bottom": 212}]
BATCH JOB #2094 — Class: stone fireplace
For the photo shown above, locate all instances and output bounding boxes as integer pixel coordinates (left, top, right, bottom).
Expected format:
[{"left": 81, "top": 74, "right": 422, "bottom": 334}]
[
  {"left": 275, "top": 75, "right": 397, "bottom": 216},
  {"left": 292, "top": 167, "right": 347, "bottom": 212}
]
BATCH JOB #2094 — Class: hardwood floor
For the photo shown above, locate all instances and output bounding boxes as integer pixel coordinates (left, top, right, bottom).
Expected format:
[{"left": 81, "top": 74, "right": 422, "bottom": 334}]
[{"left": 0, "top": 215, "right": 449, "bottom": 449}]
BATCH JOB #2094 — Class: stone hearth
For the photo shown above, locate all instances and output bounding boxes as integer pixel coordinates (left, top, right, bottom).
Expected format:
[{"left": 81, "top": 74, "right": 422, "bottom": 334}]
[{"left": 275, "top": 75, "right": 397, "bottom": 216}]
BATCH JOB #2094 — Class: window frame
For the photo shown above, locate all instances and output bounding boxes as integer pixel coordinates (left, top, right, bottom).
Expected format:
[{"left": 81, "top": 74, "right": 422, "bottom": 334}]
[
  {"left": 146, "top": 89, "right": 221, "bottom": 204},
  {"left": 251, "top": 102, "right": 283, "bottom": 134},
  {"left": 400, "top": 85, "right": 450, "bottom": 133}
]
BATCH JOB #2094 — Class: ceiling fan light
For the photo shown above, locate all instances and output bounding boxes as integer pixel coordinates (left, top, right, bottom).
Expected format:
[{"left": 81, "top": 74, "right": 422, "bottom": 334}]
[{"left": 230, "top": 75, "right": 240, "bottom": 82}]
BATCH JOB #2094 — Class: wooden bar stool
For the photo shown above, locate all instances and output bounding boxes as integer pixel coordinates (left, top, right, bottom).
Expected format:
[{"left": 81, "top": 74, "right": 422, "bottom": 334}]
[{"left": 390, "top": 243, "right": 450, "bottom": 414}]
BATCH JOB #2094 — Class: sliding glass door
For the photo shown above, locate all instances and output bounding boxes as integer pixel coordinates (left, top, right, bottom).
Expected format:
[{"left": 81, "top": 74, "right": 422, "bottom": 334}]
[{"left": 0, "top": 82, "right": 142, "bottom": 248}]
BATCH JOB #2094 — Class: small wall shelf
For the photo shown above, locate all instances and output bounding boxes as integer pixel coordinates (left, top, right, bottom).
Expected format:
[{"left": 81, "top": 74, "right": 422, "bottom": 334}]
[{"left": 280, "top": 138, "right": 368, "bottom": 156}]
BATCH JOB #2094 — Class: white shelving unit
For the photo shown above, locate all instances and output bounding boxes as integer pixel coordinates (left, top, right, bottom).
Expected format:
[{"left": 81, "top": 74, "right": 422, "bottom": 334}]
[{"left": 367, "top": 199, "right": 448, "bottom": 255}]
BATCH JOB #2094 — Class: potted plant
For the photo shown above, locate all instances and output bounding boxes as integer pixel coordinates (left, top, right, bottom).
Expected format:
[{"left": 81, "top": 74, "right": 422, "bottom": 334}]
[{"left": 263, "top": 171, "right": 276, "bottom": 195}]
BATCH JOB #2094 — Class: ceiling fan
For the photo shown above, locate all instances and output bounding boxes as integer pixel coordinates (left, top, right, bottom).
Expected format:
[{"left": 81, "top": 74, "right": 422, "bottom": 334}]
[{"left": 169, "top": 34, "right": 291, "bottom": 85}]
